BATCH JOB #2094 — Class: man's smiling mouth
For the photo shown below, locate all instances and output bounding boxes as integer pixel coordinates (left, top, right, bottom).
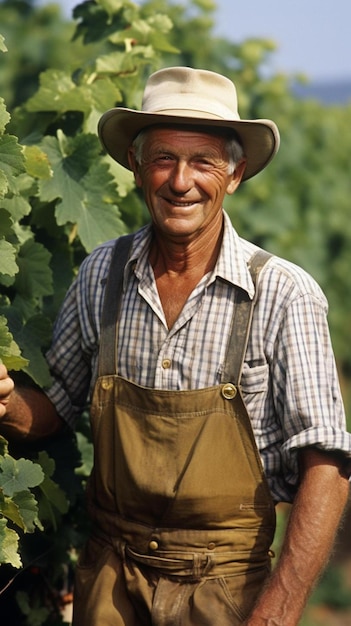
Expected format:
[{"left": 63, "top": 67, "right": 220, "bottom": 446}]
[{"left": 167, "top": 199, "right": 198, "bottom": 207}]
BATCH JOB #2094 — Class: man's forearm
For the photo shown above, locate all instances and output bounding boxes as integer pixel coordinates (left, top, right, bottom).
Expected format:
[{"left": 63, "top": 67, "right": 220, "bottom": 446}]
[
  {"left": 246, "top": 448, "right": 350, "bottom": 625},
  {"left": 0, "top": 385, "right": 64, "bottom": 441}
]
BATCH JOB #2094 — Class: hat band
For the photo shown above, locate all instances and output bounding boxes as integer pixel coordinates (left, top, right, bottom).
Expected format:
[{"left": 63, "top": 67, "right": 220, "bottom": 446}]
[
  {"left": 145, "top": 107, "right": 241, "bottom": 122},
  {"left": 142, "top": 94, "right": 240, "bottom": 121}
]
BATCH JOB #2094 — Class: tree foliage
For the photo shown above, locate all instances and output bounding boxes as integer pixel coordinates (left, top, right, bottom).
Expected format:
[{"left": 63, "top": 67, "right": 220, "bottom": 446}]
[{"left": 0, "top": 0, "right": 351, "bottom": 622}]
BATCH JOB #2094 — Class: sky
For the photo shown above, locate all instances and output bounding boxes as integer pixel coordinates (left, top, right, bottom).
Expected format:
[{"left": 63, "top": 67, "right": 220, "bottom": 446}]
[{"left": 40, "top": 0, "right": 351, "bottom": 82}]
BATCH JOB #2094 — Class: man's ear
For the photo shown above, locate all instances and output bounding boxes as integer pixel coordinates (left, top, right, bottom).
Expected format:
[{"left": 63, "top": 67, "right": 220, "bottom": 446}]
[
  {"left": 226, "top": 159, "right": 247, "bottom": 195},
  {"left": 128, "top": 147, "right": 142, "bottom": 187}
]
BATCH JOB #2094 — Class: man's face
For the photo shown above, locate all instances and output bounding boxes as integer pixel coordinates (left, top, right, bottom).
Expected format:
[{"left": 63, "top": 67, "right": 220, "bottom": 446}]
[{"left": 128, "top": 127, "right": 246, "bottom": 241}]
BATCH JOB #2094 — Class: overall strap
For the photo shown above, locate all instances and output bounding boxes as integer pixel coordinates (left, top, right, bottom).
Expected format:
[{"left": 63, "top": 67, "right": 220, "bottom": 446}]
[
  {"left": 221, "top": 249, "right": 272, "bottom": 385},
  {"left": 98, "top": 234, "right": 135, "bottom": 376}
]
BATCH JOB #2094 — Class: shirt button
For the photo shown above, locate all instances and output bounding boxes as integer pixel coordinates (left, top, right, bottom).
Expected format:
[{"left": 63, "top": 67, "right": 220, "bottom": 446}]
[
  {"left": 207, "top": 542, "right": 216, "bottom": 550},
  {"left": 162, "top": 359, "right": 171, "bottom": 369},
  {"left": 149, "top": 540, "right": 159, "bottom": 551}
]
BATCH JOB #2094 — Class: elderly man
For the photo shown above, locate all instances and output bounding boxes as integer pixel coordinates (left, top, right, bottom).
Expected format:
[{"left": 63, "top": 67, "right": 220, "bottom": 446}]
[{"left": 0, "top": 67, "right": 350, "bottom": 626}]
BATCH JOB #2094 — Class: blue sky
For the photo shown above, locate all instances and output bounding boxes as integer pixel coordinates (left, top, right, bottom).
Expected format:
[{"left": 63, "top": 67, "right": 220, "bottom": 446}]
[{"left": 39, "top": 0, "right": 351, "bottom": 81}]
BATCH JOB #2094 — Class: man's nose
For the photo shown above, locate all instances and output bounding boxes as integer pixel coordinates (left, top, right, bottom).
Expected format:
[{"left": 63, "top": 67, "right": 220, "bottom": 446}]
[{"left": 169, "top": 160, "right": 193, "bottom": 192}]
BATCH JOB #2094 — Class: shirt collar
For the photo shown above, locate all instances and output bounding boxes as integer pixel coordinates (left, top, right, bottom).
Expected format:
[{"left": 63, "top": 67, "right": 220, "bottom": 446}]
[
  {"left": 126, "top": 211, "right": 255, "bottom": 299},
  {"left": 212, "top": 211, "right": 255, "bottom": 298}
]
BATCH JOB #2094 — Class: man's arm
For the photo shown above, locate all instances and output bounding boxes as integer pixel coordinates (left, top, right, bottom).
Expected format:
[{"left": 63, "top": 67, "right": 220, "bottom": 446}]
[
  {"left": 0, "top": 363, "right": 64, "bottom": 441},
  {"left": 246, "top": 447, "right": 350, "bottom": 626}
]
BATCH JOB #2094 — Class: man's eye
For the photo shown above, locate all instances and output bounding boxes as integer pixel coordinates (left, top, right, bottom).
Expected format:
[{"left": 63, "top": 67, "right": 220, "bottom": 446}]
[
  {"left": 194, "top": 159, "right": 213, "bottom": 168},
  {"left": 155, "top": 155, "right": 173, "bottom": 162}
]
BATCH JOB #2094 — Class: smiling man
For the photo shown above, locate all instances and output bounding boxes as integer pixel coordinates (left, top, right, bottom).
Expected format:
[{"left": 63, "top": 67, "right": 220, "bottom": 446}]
[
  {"left": 128, "top": 125, "right": 246, "bottom": 328},
  {"left": 1, "top": 67, "right": 350, "bottom": 626}
]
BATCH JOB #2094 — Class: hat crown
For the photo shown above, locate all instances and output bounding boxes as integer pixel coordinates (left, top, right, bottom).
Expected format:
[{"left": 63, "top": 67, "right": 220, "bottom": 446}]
[
  {"left": 98, "top": 66, "right": 280, "bottom": 181},
  {"left": 141, "top": 67, "right": 241, "bottom": 121}
]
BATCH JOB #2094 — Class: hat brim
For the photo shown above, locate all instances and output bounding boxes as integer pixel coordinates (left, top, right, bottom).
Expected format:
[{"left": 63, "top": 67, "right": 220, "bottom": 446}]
[{"left": 98, "top": 108, "right": 280, "bottom": 181}]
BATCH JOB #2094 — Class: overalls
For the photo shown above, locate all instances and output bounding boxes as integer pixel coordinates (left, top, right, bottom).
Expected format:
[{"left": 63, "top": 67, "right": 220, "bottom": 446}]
[{"left": 73, "top": 236, "right": 276, "bottom": 626}]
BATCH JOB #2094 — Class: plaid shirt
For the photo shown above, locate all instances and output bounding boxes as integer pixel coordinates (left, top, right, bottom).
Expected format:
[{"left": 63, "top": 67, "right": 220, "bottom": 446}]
[{"left": 46, "top": 212, "right": 351, "bottom": 502}]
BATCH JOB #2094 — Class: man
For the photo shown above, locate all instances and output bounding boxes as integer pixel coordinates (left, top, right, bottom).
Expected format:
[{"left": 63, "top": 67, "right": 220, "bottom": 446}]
[{"left": 0, "top": 67, "right": 350, "bottom": 625}]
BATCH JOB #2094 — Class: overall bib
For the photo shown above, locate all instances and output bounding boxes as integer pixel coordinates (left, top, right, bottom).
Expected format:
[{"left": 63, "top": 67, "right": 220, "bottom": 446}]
[{"left": 73, "top": 236, "right": 276, "bottom": 626}]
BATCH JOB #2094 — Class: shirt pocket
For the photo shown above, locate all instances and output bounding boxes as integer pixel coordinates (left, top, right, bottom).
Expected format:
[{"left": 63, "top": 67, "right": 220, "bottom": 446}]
[{"left": 240, "top": 363, "right": 270, "bottom": 422}]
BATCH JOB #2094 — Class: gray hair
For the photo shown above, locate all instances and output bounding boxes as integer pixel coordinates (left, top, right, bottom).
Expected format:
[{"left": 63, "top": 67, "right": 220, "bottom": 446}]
[{"left": 132, "top": 126, "right": 244, "bottom": 174}]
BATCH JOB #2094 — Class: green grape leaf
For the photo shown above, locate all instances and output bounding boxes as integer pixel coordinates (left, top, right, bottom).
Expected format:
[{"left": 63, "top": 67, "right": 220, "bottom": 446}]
[
  {"left": 56, "top": 159, "right": 126, "bottom": 252},
  {"left": 37, "top": 477, "right": 69, "bottom": 530},
  {"left": 19, "top": 315, "right": 53, "bottom": 388},
  {"left": 76, "top": 431, "right": 94, "bottom": 476},
  {"left": 26, "top": 69, "right": 120, "bottom": 123},
  {"left": 36, "top": 450, "right": 55, "bottom": 478},
  {"left": 26, "top": 69, "right": 82, "bottom": 113},
  {"left": 20, "top": 313, "right": 53, "bottom": 350},
  {"left": 36, "top": 451, "right": 69, "bottom": 518},
  {"left": 0, "top": 436, "right": 8, "bottom": 456},
  {"left": 0, "top": 167, "right": 8, "bottom": 198},
  {"left": 98, "top": 0, "right": 126, "bottom": 18},
  {"left": 95, "top": 49, "right": 137, "bottom": 73},
  {"left": 0, "top": 209, "right": 13, "bottom": 237},
  {"left": 0, "top": 35, "right": 7, "bottom": 54},
  {"left": 1, "top": 490, "right": 42, "bottom": 533},
  {"left": 0, "top": 239, "right": 18, "bottom": 278},
  {"left": 12, "top": 490, "right": 43, "bottom": 533},
  {"left": 1, "top": 493, "right": 25, "bottom": 529},
  {"left": 0, "top": 134, "right": 26, "bottom": 194},
  {"left": 0, "top": 97, "right": 10, "bottom": 134},
  {"left": 39, "top": 131, "right": 101, "bottom": 203},
  {"left": 87, "top": 78, "right": 122, "bottom": 113},
  {"left": 105, "top": 158, "right": 135, "bottom": 198},
  {"left": 0, "top": 315, "right": 28, "bottom": 370},
  {"left": 108, "top": 16, "right": 178, "bottom": 54},
  {"left": 1, "top": 194, "right": 32, "bottom": 222},
  {"left": 39, "top": 131, "right": 126, "bottom": 251},
  {"left": 39, "top": 476, "right": 68, "bottom": 514},
  {"left": 0, "top": 456, "right": 44, "bottom": 498},
  {"left": 15, "top": 238, "right": 53, "bottom": 299},
  {"left": 0, "top": 310, "right": 52, "bottom": 387},
  {"left": 23, "top": 145, "right": 52, "bottom": 180},
  {"left": 60, "top": 130, "right": 101, "bottom": 178},
  {"left": 0, "top": 518, "right": 21, "bottom": 568},
  {"left": 82, "top": 78, "right": 122, "bottom": 134}
]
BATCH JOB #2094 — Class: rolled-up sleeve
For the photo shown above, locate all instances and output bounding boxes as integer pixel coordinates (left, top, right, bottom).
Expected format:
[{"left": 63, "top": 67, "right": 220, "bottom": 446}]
[
  {"left": 278, "top": 292, "right": 350, "bottom": 479},
  {"left": 245, "top": 255, "right": 351, "bottom": 501}
]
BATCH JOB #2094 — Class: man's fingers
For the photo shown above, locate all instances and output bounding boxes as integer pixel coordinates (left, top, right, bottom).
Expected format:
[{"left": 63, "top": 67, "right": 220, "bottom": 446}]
[{"left": 0, "top": 365, "right": 15, "bottom": 417}]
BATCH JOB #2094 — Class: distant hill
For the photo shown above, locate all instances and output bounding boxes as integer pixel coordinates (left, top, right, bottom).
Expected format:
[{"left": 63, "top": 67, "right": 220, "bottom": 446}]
[{"left": 292, "top": 78, "right": 351, "bottom": 105}]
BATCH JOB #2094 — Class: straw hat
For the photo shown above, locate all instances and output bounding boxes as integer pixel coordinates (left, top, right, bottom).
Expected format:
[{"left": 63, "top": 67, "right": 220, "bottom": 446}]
[{"left": 98, "top": 66, "right": 280, "bottom": 181}]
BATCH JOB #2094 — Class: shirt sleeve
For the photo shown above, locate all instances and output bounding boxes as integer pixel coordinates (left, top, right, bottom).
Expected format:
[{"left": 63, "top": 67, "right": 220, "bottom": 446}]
[
  {"left": 44, "top": 243, "right": 114, "bottom": 428},
  {"left": 245, "top": 256, "right": 351, "bottom": 501},
  {"left": 273, "top": 288, "right": 351, "bottom": 485}
]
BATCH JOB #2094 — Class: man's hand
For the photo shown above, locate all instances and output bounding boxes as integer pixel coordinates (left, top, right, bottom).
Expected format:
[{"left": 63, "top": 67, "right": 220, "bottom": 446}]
[
  {"left": 0, "top": 363, "right": 64, "bottom": 441},
  {"left": 0, "top": 363, "right": 15, "bottom": 418}
]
